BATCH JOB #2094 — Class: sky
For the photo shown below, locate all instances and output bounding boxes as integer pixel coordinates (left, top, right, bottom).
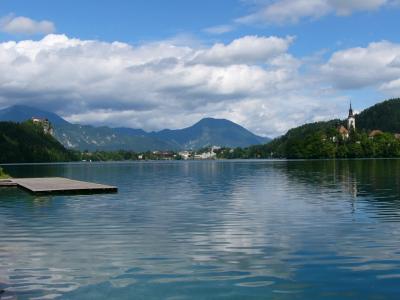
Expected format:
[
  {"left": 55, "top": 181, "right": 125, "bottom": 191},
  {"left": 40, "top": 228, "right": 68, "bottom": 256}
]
[{"left": 0, "top": 0, "right": 400, "bottom": 137}]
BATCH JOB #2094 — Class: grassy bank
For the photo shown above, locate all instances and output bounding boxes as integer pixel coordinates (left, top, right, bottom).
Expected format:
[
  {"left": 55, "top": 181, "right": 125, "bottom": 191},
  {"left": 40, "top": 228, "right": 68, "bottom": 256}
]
[{"left": 0, "top": 167, "right": 11, "bottom": 179}]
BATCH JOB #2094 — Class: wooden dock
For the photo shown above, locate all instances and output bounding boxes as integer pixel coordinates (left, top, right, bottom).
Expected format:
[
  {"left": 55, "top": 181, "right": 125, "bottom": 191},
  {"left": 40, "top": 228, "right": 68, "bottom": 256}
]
[
  {"left": 0, "top": 179, "right": 18, "bottom": 187},
  {"left": 0, "top": 177, "right": 117, "bottom": 195}
]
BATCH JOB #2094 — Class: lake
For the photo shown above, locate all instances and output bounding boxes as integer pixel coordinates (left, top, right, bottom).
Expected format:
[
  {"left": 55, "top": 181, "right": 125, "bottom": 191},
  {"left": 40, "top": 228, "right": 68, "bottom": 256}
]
[{"left": 1, "top": 160, "right": 400, "bottom": 299}]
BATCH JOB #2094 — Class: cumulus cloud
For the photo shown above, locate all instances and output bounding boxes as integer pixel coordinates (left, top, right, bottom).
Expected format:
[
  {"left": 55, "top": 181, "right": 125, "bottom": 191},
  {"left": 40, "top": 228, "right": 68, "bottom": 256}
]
[
  {"left": 321, "top": 41, "right": 400, "bottom": 94},
  {"left": 190, "top": 35, "right": 294, "bottom": 66},
  {"left": 0, "top": 34, "right": 350, "bottom": 137},
  {"left": 237, "top": 0, "right": 391, "bottom": 25},
  {"left": 0, "top": 15, "right": 55, "bottom": 35}
]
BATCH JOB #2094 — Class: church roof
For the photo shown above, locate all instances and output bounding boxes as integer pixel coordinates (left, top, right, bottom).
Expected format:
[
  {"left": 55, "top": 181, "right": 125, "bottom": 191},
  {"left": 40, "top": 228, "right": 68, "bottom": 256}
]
[{"left": 338, "top": 125, "right": 348, "bottom": 134}]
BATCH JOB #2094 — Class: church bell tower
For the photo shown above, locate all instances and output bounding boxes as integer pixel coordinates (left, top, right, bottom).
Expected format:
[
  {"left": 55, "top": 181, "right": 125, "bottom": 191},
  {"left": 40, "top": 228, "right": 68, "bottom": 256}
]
[{"left": 347, "top": 102, "right": 355, "bottom": 131}]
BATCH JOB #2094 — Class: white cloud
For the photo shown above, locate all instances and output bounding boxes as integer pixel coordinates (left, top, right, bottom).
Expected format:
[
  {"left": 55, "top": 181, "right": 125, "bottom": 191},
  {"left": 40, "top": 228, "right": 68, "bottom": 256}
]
[
  {"left": 0, "top": 34, "right": 351, "bottom": 137},
  {"left": 0, "top": 15, "right": 55, "bottom": 35},
  {"left": 321, "top": 41, "right": 400, "bottom": 93},
  {"left": 203, "top": 24, "right": 235, "bottom": 35},
  {"left": 380, "top": 78, "right": 400, "bottom": 95},
  {"left": 332, "top": 0, "right": 388, "bottom": 15},
  {"left": 237, "top": 0, "right": 391, "bottom": 25},
  {"left": 191, "top": 35, "right": 294, "bottom": 66}
]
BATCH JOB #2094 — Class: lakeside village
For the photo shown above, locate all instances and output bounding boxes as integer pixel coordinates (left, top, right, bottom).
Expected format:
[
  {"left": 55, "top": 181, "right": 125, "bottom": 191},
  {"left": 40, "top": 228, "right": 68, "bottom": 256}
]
[
  {"left": 29, "top": 102, "right": 400, "bottom": 161},
  {"left": 81, "top": 146, "right": 226, "bottom": 161}
]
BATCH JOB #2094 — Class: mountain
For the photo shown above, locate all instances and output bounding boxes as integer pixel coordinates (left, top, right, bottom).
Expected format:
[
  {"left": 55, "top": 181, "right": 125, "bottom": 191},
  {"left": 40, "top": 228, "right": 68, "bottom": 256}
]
[
  {"left": 54, "top": 123, "right": 176, "bottom": 151},
  {"left": 152, "top": 118, "right": 270, "bottom": 149},
  {"left": 0, "top": 105, "right": 69, "bottom": 125},
  {"left": 0, "top": 105, "right": 270, "bottom": 151},
  {"left": 0, "top": 121, "right": 77, "bottom": 163},
  {"left": 356, "top": 98, "right": 400, "bottom": 133},
  {"left": 113, "top": 127, "right": 148, "bottom": 136}
]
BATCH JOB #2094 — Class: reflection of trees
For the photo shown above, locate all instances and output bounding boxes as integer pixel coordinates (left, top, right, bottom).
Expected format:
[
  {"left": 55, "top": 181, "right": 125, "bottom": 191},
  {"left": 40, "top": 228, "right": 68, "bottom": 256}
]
[{"left": 277, "top": 159, "right": 400, "bottom": 216}]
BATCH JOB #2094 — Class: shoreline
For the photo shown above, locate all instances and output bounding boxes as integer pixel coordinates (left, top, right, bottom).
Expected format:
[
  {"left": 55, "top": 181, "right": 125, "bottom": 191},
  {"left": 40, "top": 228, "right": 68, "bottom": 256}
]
[
  {"left": 0, "top": 167, "right": 11, "bottom": 179},
  {"left": 2, "top": 157, "right": 400, "bottom": 167}
]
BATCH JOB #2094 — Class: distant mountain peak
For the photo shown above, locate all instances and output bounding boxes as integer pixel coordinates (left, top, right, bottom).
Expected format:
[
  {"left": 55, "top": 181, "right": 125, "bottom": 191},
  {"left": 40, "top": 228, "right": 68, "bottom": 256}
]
[
  {"left": 152, "top": 117, "right": 270, "bottom": 149},
  {"left": 197, "top": 117, "right": 234, "bottom": 122},
  {"left": 0, "top": 105, "right": 70, "bottom": 125}
]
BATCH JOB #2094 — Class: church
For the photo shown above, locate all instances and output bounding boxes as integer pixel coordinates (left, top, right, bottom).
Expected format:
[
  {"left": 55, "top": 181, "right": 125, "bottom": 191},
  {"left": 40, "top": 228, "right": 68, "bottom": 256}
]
[{"left": 338, "top": 103, "right": 356, "bottom": 138}]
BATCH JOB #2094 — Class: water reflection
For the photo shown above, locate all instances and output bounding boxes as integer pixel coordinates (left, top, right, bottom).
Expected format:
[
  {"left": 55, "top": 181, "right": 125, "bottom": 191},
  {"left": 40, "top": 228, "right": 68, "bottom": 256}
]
[
  {"left": 278, "top": 159, "right": 400, "bottom": 218},
  {"left": 0, "top": 160, "right": 400, "bottom": 299}
]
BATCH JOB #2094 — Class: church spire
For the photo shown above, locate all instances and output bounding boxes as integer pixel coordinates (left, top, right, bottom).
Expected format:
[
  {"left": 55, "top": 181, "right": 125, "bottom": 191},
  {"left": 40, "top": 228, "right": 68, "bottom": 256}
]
[
  {"left": 348, "top": 101, "right": 354, "bottom": 118},
  {"left": 347, "top": 101, "right": 355, "bottom": 130}
]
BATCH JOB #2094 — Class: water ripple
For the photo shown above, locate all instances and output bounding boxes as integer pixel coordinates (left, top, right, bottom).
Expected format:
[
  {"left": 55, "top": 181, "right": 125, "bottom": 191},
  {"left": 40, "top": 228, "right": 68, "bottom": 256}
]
[{"left": 1, "top": 160, "right": 400, "bottom": 299}]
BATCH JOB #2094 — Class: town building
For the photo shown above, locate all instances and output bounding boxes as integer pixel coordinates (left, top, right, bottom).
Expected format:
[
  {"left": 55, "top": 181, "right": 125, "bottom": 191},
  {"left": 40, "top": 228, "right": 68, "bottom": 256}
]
[
  {"left": 338, "top": 125, "right": 349, "bottom": 139},
  {"left": 193, "top": 146, "right": 221, "bottom": 160},
  {"left": 178, "top": 151, "right": 192, "bottom": 160},
  {"left": 369, "top": 130, "right": 383, "bottom": 138}
]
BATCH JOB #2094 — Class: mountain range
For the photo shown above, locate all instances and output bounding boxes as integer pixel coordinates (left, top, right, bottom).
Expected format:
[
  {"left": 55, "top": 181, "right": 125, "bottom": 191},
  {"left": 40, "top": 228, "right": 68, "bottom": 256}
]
[{"left": 0, "top": 105, "right": 270, "bottom": 151}]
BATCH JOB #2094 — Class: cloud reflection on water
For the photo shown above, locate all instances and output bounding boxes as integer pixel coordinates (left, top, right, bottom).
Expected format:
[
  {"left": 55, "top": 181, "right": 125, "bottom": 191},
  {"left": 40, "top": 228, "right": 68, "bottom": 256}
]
[{"left": 1, "top": 160, "right": 400, "bottom": 299}]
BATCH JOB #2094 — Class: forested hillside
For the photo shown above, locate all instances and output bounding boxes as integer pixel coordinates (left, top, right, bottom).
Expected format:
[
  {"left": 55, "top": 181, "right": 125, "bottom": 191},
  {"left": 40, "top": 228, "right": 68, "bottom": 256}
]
[
  {"left": 0, "top": 121, "right": 78, "bottom": 163},
  {"left": 217, "top": 98, "right": 400, "bottom": 159},
  {"left": 356, "top": 98, "right": 400, "bottom": 132}
]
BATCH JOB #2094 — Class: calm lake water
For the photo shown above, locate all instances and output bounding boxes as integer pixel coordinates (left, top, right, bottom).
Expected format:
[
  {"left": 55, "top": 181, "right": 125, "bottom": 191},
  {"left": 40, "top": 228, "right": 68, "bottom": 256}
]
[{"left": 1, "top": 160, "right": 400, "bottom": 299}]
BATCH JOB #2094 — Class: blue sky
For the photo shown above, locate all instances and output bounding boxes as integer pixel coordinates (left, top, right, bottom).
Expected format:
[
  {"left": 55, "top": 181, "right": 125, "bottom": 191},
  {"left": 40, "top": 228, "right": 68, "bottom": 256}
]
[
  {"left": 0, "top": 0, "right": 400, "bottom": 136},
  {"left": 2, "top": 0, "right": 399, "bottom": 53}
]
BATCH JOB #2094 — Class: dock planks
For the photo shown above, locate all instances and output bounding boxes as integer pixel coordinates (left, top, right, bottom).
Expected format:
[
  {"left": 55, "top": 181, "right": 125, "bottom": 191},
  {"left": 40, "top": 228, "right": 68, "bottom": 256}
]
[{"left": 1, "top": 177, "right": 117, "bottom": 195}]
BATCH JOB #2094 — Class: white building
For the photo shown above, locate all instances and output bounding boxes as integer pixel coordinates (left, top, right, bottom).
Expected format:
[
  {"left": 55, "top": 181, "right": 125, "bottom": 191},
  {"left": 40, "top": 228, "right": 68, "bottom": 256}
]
[
  {"left": 193, "top": 146, "right": 220, "bottom": 160},
  {"left": 178, "top": 151, "right": 192, "bottom": 160},
  {"left": 194, "top": 151, "right": 216, "bottom": 160}
]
